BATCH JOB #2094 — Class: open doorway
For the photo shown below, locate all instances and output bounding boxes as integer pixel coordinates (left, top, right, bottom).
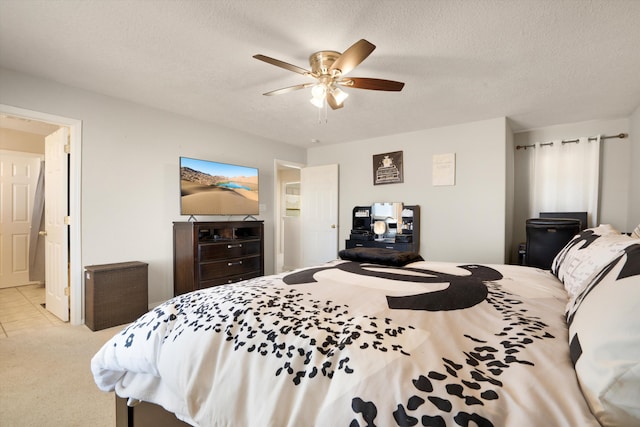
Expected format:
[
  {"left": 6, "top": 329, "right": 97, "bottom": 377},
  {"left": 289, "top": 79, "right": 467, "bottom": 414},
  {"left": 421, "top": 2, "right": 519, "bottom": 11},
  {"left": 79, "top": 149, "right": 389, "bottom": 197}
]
[
  {"left": 0, "top": 105, "right": 83, "bottom": 325},
  {"left": 0, "top": 116, "right": 57, "bottom": 289},
  {"left": 274, "top": 160, "right": 303, "bottom": 274},
  {"left": 274, "top": 161, "right": 340, "bottom": 273}
]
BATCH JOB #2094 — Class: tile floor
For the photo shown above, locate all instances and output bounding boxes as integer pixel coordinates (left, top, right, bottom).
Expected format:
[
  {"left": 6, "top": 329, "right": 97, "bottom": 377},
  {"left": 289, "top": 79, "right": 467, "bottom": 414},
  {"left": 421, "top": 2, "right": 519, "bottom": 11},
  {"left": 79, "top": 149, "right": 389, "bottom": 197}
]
[{"left": 0, "top": 284, "right": 65, "bottom": 338}]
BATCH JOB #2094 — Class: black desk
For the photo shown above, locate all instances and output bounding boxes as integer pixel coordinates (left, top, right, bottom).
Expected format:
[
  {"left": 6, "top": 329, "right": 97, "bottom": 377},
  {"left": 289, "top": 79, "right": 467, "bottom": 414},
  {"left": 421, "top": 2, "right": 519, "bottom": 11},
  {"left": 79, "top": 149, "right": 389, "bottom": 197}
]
[{"left": 345, "top": 239, "right": 418, "bottom": 253}]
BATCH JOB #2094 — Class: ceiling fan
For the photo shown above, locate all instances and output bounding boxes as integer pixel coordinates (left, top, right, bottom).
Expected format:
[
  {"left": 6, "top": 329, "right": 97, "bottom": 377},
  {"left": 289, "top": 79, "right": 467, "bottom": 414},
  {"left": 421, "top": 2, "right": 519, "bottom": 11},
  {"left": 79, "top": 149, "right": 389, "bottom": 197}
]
[{"left": 253, "top": 39, "right": 405, "bottom": 110}]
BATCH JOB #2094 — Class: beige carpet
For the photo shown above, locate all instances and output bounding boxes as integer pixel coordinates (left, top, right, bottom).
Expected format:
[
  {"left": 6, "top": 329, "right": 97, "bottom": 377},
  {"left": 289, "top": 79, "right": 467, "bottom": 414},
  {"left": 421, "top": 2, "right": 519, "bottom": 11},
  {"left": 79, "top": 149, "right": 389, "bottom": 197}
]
[{"left": 0, "top": 323, "right": 125, "bottom": 426}]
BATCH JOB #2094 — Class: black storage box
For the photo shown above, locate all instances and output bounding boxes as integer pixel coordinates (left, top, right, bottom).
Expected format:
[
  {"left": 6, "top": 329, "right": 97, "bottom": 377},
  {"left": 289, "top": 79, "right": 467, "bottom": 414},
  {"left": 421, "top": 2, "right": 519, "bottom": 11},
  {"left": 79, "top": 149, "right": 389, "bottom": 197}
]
[{"left": 525, "top": 219, "right": 581, "bottom": 270}]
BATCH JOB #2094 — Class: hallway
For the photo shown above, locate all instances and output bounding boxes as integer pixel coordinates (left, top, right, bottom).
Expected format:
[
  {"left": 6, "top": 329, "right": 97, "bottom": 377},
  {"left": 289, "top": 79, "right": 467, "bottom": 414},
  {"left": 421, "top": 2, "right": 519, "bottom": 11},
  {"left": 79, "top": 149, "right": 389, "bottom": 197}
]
[{"left": 0, "top": 284, "right": 64, "bottom": 338}]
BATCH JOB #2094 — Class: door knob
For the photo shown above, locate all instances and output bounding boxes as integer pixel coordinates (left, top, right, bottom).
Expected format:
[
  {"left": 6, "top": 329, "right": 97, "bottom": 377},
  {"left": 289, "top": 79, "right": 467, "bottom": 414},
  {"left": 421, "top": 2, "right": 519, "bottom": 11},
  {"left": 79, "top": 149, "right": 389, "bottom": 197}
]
[
  {"left": 331, "top": 224, "right": 336, "bottom": 229},
  {"left": 38, "top": 231, "right": 47, "bottom": 236}
]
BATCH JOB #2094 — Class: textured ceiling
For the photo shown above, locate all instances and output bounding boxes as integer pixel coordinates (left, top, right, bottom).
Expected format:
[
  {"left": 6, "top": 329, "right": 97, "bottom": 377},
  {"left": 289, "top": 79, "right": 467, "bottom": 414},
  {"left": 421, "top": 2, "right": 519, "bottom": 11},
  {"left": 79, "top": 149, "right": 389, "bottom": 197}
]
[{"left": 1, "top": 0, "right": 639, "bottom": 147}]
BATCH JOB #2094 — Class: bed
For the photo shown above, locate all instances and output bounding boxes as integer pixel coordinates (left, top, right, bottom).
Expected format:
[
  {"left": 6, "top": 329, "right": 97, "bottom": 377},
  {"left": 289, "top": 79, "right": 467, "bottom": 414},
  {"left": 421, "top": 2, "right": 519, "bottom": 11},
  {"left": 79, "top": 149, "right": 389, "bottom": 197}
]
[{"left": 92, "top": 224, "right": 640, "bottom": 427}]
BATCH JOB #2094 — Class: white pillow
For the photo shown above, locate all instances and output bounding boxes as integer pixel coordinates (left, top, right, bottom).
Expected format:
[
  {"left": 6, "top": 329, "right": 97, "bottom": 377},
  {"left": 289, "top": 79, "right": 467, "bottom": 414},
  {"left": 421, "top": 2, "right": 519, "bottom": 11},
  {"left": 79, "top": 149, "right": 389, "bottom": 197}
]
[
  {"left": 588, "top": 224, "right": 622, "bottom": 236},
  {"left": 566, "top": 243, "right": 640, "bottom": 427},
  {"left": 632, "top": 223, "right": 640, "bottom": 239},
  {"left": 551, "top": 225, "right": 632, "bottom": 299}
]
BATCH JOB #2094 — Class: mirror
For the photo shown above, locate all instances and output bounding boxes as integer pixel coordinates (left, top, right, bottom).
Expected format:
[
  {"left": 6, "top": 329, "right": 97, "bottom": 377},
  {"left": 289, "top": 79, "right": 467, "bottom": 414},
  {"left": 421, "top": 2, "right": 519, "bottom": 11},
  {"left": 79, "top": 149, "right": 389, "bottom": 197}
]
[
  {"left": 371, "top": 202, "right": 403, "bottom": 241},
  {"left": 284, "top": 182, "right": 300, "bottom": 216}
]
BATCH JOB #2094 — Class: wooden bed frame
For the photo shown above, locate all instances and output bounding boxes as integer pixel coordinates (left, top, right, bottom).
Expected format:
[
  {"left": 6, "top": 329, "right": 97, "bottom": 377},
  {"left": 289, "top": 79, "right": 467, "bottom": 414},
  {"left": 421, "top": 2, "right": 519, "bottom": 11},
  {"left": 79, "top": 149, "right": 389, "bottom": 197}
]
[{"left": 115, "top": 396, "right": 190, "bottom": 427}]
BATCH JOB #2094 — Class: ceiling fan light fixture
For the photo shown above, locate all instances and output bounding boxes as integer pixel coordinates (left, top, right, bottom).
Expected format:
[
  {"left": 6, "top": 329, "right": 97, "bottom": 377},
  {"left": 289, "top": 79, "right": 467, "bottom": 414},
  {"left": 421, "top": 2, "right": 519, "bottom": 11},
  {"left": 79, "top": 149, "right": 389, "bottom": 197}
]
[
  {"left": 311, "top": 83, "right": 326, "bottom": 98},
  {"left": 310, "top": 96, "right": 325, "bottom": 109},
  {"left": 310, "top": 83, "right": 327, "bottom": 108},
  {"left": 331, "top": 86, "right": 349, "bottom": 105}
]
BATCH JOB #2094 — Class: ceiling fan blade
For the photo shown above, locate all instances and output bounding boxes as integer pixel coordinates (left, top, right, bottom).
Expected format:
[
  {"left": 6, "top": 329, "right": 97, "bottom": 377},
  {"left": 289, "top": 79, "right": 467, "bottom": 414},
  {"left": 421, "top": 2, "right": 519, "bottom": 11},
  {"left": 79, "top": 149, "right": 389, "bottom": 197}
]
[
  {"left": 326, "top": 92, "right": 344, "bottom": 110},
  {"left": 253, "top": 54, "right": 310, "bottom": 75},
  {"left": 263, "top": 83, "right": 312, "bottom": 96},
  {"left": 339, "top": 77, "right": 405, "bottom": 91},
  {"left": 329, "top": 39, "right": 375, "bottom": 76}
]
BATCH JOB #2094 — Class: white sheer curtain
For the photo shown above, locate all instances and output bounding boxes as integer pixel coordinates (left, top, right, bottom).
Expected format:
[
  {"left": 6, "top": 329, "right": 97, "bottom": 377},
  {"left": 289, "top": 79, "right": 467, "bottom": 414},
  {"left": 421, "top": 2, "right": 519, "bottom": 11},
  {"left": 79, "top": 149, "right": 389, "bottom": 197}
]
[{"left": 528, "top": 136, "right": 601, "bottom": 227}]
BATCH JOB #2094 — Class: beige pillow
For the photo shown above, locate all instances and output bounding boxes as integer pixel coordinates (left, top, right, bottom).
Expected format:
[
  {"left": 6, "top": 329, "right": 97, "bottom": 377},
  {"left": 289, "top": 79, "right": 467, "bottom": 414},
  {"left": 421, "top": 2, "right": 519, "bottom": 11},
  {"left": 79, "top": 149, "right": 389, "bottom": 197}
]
[
  {"left": 589, "top": 224, "right": 621, "bottom": 236},
  {"left": 567, "top": 243, "right": 640, "bottom": 426},
  {"left": 631, "top": 223, "right": 640, "bottom": 239},
  {"left": 551, "top": 225, "right": 630, "bottom": 299}
]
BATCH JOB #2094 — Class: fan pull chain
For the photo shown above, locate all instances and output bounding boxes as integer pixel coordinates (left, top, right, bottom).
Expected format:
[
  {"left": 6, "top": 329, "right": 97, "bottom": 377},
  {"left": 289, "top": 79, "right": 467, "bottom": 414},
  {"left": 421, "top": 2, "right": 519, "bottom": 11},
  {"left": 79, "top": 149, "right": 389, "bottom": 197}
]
[{"left": 317, "top": 99, "right": 328, "bottom": 124}]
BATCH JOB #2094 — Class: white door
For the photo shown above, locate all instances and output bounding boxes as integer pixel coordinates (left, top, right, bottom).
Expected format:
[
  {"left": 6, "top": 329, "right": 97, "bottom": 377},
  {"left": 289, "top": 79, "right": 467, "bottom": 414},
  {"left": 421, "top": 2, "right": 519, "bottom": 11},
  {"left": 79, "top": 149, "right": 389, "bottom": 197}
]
[
  {"left": 44, "top": 128, "right": 69, "bottom": 321},
  {"left": 300, "top": 164, "right": 339, "bottom": 267},
  {"left": 0, "top": 151, "right": 42, "bottom": 287}
]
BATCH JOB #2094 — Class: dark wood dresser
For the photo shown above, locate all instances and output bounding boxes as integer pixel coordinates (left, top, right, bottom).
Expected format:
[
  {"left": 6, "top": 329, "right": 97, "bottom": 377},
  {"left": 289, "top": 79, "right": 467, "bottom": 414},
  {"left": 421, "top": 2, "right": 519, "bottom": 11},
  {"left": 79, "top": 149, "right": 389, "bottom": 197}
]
[{"left": 173, "top": 221, "right": 264, "bottom": 296}]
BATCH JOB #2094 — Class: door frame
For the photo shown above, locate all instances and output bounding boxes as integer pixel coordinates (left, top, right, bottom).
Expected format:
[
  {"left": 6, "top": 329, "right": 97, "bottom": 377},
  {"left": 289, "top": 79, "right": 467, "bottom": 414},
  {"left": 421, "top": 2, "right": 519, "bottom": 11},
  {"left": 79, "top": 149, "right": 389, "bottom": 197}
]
[
  {"left": 1, "top": 104, "right": 83, "bottom": 325},
  {"left": 273, "top": 159, "right": 305, "bottom": 274}
]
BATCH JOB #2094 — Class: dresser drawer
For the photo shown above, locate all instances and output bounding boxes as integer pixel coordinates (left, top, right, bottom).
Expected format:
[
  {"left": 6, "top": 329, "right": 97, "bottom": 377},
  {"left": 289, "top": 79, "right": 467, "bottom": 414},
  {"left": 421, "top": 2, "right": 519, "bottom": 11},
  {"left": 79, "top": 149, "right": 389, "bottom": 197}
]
[
  {"left": 198, "top": 240, "right": 260, "bottom": 261},
  {"left": 199, "top": 270, "right": 262, "bottom": 288},
  {"left": 199, "top": 256, "right": 261, "bottom": 281},
  {"left": 345, "top": 239, "right": 416, "bottom": 252}
]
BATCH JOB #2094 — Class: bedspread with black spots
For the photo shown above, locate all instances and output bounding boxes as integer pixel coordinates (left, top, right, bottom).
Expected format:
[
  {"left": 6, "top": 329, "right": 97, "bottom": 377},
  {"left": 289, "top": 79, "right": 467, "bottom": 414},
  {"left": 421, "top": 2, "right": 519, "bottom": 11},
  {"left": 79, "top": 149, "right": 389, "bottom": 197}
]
[
  {"left": 283, "top": 262, "right": 556, "bottom": 426},
  {"left": 93, "top": 260, "right": 601, "bottom": 427},
  {"left": 116, "top": 277, "right": 415, "bottom": 386},
  {"left": 350, "top": 282, "right": 555, "bottom": 427}
]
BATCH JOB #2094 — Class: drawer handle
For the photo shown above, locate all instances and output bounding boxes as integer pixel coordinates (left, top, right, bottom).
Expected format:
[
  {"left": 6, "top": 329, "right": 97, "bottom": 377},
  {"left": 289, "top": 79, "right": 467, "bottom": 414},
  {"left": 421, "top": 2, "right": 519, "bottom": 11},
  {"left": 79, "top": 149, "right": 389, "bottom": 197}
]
[
  {"left": 228, "top": 261, "right": 243, "bottom": 266},
  {"left": 227, "top": 244, "right": 243, "bottom": 249},
  {"left": 227, "top": 277, "right": 243, "bottom": 284}
]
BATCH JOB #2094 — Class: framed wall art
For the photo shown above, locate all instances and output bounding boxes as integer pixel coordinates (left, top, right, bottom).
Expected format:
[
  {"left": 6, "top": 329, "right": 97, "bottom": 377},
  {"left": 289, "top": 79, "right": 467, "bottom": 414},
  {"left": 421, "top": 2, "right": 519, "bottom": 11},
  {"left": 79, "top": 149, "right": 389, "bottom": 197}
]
[{"left": 373, "top": 150, "right": 403, "bottom": 185}]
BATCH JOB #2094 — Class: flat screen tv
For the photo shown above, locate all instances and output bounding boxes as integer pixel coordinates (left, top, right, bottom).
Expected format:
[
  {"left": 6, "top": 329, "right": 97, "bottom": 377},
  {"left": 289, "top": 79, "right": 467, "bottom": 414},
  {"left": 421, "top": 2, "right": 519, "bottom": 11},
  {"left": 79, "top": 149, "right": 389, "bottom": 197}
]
[{"left": 180, "top": 157, "right": 259, "bottom": 216}]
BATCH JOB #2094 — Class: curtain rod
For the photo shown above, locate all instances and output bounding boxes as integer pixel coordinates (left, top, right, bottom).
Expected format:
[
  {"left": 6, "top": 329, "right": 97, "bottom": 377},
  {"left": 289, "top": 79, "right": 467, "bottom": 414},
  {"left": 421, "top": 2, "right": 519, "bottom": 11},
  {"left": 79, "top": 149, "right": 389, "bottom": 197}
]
[{"left": 516, "top": 132, "right": 628, "bottom": 150}]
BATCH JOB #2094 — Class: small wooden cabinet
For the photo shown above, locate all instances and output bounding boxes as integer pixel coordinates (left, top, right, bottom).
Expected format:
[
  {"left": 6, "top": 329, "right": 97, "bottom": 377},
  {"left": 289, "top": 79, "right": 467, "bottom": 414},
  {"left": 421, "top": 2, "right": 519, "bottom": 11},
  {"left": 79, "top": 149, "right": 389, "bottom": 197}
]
[
  {"left": 173, "top": 221, "right": 264, "bottom": 296},
  {"left": 85, "top": 261, "right": 148, "bottom": 331}
]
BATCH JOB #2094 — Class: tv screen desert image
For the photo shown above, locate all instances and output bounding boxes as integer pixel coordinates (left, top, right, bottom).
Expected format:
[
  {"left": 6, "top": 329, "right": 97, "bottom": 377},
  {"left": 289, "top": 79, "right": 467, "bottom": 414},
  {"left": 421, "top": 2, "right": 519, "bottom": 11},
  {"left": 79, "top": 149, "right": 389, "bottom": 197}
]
[{"left": 180, "top": 158, "right": 259, "bottom": 215}]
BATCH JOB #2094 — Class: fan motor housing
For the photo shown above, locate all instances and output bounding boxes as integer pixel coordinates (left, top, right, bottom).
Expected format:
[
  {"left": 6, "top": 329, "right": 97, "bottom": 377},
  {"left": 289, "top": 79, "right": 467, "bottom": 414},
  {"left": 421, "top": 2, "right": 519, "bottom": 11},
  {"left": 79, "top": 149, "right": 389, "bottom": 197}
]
[{"left": 309, "top": 51, "right": 341, "bottom": 76}]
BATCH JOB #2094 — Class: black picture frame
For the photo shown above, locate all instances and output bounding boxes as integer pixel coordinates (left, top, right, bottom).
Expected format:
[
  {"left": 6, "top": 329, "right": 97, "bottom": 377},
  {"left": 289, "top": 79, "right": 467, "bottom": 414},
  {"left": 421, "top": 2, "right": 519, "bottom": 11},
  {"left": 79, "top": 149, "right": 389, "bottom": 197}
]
[{"left": 373, "top": 151, "right": 403, "bottom": 185}]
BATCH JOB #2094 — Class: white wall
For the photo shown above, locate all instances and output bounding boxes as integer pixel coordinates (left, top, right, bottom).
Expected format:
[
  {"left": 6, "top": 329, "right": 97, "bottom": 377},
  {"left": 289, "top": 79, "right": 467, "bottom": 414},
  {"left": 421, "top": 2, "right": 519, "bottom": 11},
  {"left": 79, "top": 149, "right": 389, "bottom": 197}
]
[
  {"left": 512, "top": 117, "right": 635, "bottom": 250},
  {"left": 630, "top": 105, "right": 640, "bottom": 228},
  {"left": 504, "top": 121, "right": 515, "bottom": 263},
  {"left": 308, "top": 117, "right": 510, "bottom": 264},
  {"left": 0, "top": 68, "right": 306, "bottom": 307}
]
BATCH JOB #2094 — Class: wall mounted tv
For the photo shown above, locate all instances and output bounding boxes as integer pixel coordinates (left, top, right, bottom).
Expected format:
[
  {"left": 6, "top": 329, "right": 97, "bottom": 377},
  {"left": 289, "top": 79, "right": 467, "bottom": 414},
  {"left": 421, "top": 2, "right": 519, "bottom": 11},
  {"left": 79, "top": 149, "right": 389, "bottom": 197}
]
[{"left": 180, "top": 157, "right": 259, "bottom": 216}]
